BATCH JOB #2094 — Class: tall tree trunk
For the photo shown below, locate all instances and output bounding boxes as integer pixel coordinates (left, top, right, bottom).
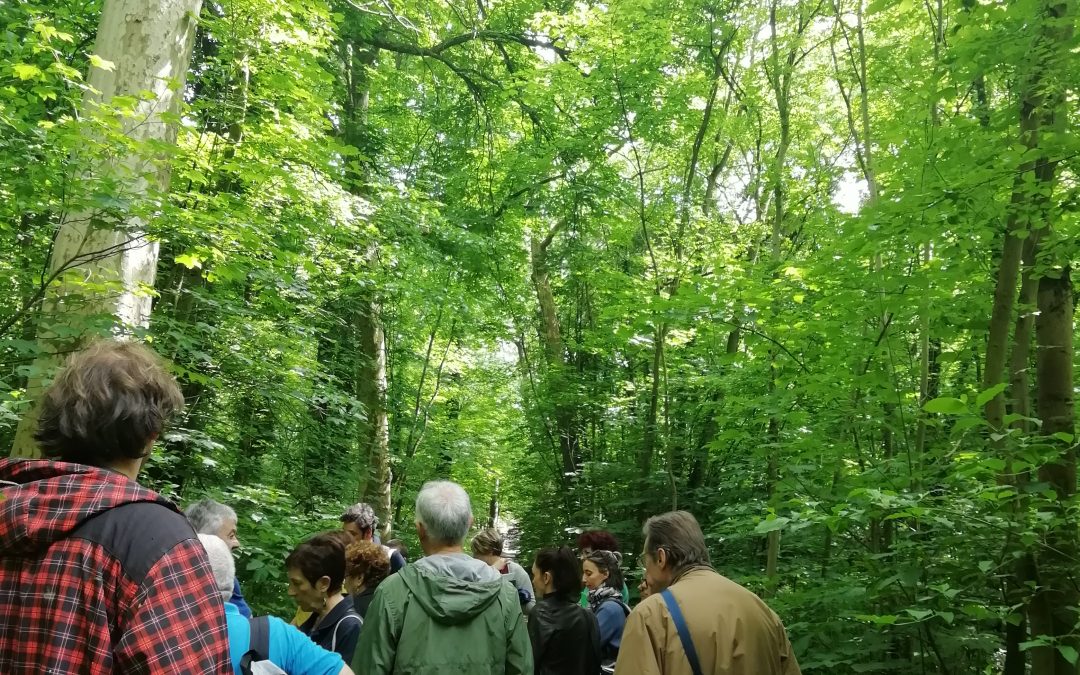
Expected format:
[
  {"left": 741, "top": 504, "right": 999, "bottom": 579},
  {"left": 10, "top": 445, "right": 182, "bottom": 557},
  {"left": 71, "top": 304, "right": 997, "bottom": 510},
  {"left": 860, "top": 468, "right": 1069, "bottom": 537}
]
[
  {"left": 11, "top": 0, "right": 203, "bottom": 457},
  {"left": 334, "top": 33, "right": 391, "bottom": 532},
  {"left": 1029, "top": 267, "right": 1076, "bottom": 675},
  {"left": 1001, "top": 235, "right": 1040, "bottom": 675},
  {"left": 530, "top": 228, "right": 578, "bottom": 485},
  {"left": 987, "top": 0, "right": 1072, "bottom": 669},
  {"left": 356, "top": 283, "right": 392, "bottom": 537}
]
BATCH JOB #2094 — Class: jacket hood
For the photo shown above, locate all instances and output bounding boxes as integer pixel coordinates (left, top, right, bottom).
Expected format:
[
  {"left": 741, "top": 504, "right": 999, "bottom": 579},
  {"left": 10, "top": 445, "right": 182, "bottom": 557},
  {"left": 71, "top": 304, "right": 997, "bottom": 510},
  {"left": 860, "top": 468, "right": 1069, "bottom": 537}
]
[
  {"left": 400, "top": 553, "right": 506, "bottom": 624},
  {"left": 0, "top": 458, "right": 172, "bottom": 555}
]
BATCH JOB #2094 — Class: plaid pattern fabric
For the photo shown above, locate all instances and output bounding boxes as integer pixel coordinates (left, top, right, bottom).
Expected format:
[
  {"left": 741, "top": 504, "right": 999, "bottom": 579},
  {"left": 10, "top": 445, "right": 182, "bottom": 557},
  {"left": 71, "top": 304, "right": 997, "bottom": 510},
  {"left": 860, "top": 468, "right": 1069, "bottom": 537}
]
[{"left": 0, "top": 459, "right": 231, "bottom": 674}]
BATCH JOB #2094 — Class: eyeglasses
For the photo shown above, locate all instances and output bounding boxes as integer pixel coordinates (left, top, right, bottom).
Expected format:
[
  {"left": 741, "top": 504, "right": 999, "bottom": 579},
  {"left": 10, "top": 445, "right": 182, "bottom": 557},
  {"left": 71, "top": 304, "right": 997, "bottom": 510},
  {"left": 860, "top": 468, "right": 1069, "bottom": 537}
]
[{"left": 639, "top": 548, "right": 664, "bottom": 568}]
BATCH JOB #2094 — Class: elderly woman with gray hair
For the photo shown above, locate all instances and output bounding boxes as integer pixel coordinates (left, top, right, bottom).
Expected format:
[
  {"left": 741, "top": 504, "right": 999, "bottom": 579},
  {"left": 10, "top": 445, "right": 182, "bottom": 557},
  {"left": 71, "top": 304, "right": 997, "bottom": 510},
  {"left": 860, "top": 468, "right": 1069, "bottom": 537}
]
[
  {"left": 197, "top": 534, "right": 355, "bottom": 675},
  {"left": 471, "top": 527, "right": 536, "bottom": 613},
  {"left": 186, "top": 498, "right": 251, "bottom": 617}
]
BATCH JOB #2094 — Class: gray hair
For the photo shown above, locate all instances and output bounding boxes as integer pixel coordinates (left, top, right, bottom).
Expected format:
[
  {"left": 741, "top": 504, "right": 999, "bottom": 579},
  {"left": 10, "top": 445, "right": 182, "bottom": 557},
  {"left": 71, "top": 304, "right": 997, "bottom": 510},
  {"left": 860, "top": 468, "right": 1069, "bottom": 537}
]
[
  {"left": 198, "top": 534, "right": 235, "bottom": 601},
  {"left": 341, "top": 502, "right": 378, "bottom": 530},
  {"left": 185, "top": 499, "right": 237, "bottom": 535},
  {"left": 643, "top": 511, "right": 711, "bottom": 574},
  {"left": 415, "top": 481, "right": 473, "bottom": 545}
]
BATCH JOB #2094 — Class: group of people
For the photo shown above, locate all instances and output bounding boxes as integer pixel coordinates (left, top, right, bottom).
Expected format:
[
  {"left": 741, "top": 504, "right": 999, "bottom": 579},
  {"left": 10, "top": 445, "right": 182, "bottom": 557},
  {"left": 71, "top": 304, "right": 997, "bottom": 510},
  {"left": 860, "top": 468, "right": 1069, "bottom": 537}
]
[{"left": 0, "top": 339, "right": 802, "bottom": 674}]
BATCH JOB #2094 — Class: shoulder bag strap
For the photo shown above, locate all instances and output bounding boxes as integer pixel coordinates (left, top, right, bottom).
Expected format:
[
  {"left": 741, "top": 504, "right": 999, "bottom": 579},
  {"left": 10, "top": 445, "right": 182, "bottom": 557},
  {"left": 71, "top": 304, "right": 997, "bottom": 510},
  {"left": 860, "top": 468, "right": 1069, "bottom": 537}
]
[
  {"left": 239, "top": 615, "right": 271, "bottom": 674},
  {"left": 331, "top": 612, "right": 363, "bottom": 652},
  {"left": 251, "top": 615, "right": 271, "bottom": 659},
  {"left": 661, "top": 589, "right": 704, "bottom": 675}
]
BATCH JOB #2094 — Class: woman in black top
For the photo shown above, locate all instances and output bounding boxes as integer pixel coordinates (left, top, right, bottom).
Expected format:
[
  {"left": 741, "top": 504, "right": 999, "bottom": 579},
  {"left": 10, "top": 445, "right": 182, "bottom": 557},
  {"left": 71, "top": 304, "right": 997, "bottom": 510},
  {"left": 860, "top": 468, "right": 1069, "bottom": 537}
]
[
  {"left": 286, "top": 531, "right": 362, "bottom": 663},
  {"left": 528, "top": 546, "right": 601, "bottom": 675},
  {"left": 344, "top": 539, "right": 391, "bottom": 619}
]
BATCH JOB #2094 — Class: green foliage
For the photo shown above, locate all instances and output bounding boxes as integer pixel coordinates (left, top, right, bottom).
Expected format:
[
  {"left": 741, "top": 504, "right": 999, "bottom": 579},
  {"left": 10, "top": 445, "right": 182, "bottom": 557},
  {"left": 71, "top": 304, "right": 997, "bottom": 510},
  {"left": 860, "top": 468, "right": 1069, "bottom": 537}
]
[{"left": 1, "top": 0, "right": 1078, "bottom": 672}]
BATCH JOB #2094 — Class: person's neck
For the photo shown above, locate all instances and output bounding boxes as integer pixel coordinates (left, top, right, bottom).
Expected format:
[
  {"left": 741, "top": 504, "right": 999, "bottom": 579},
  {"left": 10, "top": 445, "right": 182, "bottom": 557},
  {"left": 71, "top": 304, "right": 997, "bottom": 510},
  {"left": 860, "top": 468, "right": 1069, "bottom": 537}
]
[
  {"left": 102, "top": 457, "right": 143, "bottom": 481},
  {"left": 477, "top": 553, "right": 503, "bottom": 567},
  {"left": 424, "top": 543, "right": 465, "bottom": 557},
  {"left": 318, "top": 593, "right": 344, "bottom": 621},
  {"left": 670, "top": 564, "right": 710, "bottom": 586}
]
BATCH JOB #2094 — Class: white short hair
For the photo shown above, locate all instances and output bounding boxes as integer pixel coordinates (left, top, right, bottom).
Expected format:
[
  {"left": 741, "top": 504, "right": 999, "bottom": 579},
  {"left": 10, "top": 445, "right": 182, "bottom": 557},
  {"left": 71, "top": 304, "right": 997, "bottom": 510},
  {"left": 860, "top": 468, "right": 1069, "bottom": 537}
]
[
  {"left": 415, "top": 481, "right": 473, "bottom": 545},
  {"left": 198, "top": 534, "right": 235, "bottom": 601},
  {"left": 186, "top": 499, "right": 237, "bottom": 536}
]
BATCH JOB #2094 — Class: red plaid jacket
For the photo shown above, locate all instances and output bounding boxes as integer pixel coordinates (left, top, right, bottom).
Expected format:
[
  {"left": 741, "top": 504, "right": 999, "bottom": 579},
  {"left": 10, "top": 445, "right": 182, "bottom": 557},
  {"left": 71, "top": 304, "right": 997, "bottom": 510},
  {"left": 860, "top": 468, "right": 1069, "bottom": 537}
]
[{"left": 0, "top": 459, "right": 231, "bottom": 674}]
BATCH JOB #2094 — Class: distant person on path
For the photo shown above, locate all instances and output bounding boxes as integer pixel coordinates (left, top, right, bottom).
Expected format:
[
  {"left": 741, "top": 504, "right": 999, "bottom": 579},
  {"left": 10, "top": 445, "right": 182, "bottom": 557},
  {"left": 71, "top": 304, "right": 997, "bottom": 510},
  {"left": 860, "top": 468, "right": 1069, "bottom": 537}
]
[
  {"left": 289, "top": 531, "right": 363, "bottom": 663},
  {"left": 583, "top": 550, "right": 630, "bottom": 667},
  {"left": 187, "top": 498, "right": 253, "bottom": 617},
  {"left": 200, "top": 534, "right": 355, "bottom": 675},
  {"left": 614, "top": 511, "right": 801, "bottom": 675},
  {"left": 529, "top": 546, "right": 601, "bottom": 675},
  {"left": 472, "top": 527, "right": 536, "bottom": 613},
  {"left": 344, "top": 540, "right": 391, "bottom": 619},
  {"left": 577, "top": 529, "right": 630, "bottom": 605},
  {"left": 0, "top": 340, "right": 230, "bottom": 673},
  {"left": 351, "top": 480, "right": 532, "bottom": 674},
  {"left": 341, "top": 503, "right": 406, "bottom": 573}
]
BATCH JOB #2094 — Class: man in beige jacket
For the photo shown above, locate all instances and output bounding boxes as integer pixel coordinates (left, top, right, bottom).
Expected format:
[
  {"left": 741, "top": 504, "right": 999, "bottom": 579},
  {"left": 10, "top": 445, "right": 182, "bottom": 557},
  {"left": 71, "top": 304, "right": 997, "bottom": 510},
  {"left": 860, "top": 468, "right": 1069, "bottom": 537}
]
[{"left": 614, "top": 511, "right": 801, "bottom": 675}]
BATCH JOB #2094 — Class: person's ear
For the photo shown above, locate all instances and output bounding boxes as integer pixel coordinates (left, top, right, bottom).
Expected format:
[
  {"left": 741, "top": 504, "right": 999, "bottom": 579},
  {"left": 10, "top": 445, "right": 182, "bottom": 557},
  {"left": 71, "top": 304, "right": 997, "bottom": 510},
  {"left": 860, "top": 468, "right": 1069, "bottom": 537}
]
[
  {"left": 317, "top": 576, "right": 331, "bottom": 594},
  {"left": 657, "top": 548, "right": 669, "bottom": 569},
  {"left": 543, "top": 571, "right": 553, "bottom": 589},
  {"left": 415, "top": 521, "right": 426, "bottom": 540}
]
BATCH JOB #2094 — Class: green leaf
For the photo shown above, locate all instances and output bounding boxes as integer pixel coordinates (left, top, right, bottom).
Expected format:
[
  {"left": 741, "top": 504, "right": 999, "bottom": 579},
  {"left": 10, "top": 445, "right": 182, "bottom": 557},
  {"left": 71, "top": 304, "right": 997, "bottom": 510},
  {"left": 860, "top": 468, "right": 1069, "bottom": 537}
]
[
  {"left": 88, "top": 54, "right": 116, "bottom": 72},
  {"left": 923, "top": 397, "right": 968, "bottom": 414},
  {"left": 754, "top": 517, "right": 790, "bottom": 534},
  {"left": 976, "top": 382, "right": 1008, "bottom": 408},
  {"left": 1058, "top": 646, "right": 1078, "bottom": 665},
  {"left": 905, "top": 609, "right": 933, "bottom": 621},
  {"left": 856, "top": 614, "right": 898, "bottom": 625},
  {"left": 12, "top": 64, "right": 42, "bottom": 80},
  {"left": 175, "top": 253, "right": 202, "bottom": 269}
]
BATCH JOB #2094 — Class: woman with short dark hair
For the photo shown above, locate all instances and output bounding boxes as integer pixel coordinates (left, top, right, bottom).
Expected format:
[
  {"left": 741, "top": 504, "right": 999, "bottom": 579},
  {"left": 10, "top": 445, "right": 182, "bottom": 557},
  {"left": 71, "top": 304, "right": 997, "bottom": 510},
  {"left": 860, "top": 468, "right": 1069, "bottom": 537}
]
[
  {"left": 287, "top": 531, "right": 362, "bottom": 663},
  {"left": 528, "top": 547, "right": 601, "bottom": 675}
]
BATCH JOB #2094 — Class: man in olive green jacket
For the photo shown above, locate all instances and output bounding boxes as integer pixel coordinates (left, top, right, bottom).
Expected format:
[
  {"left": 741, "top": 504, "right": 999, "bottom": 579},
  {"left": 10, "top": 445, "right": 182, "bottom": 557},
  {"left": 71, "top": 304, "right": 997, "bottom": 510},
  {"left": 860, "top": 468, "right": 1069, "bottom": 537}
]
[{"left": 352, "top": 481, "right": 532, "bottom": 675}]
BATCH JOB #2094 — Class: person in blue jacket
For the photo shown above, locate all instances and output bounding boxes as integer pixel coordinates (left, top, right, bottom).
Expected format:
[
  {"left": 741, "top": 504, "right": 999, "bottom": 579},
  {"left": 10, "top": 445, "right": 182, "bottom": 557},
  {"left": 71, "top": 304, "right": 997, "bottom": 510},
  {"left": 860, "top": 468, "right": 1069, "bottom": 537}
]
[
  {"left": 199, "top": 534, "right": 354, "bottom": 675},
  {"left": 582, "top": 549, "right": 630, "bottom": 664}
]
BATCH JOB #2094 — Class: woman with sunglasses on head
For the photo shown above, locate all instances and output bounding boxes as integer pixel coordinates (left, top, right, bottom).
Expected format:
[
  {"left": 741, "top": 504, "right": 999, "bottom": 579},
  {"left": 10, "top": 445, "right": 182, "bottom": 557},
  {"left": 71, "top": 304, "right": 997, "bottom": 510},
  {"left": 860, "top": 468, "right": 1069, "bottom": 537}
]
[
  {"left": 582, "top": 550, "right": 630, "bottom": 670},
  {"left": 577, "top": 530, "right": 630, "bottom": 606}
]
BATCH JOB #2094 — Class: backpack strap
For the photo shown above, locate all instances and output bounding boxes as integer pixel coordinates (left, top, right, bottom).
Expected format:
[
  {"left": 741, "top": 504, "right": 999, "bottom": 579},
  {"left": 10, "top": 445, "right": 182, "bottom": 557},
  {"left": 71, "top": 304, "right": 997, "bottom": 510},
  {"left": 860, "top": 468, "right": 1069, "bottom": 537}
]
[
  {"left": 331, "top": 611, "right": 363, "bottom": 652},
  {"left": 661, "top": 589, "right": 704, "bottom": 675},
  {"left": 240, "top": 615, "right": 271, "bottom": 673},
  {"left": 600, "top": 596, "right": 632, "bottom": 617}
]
